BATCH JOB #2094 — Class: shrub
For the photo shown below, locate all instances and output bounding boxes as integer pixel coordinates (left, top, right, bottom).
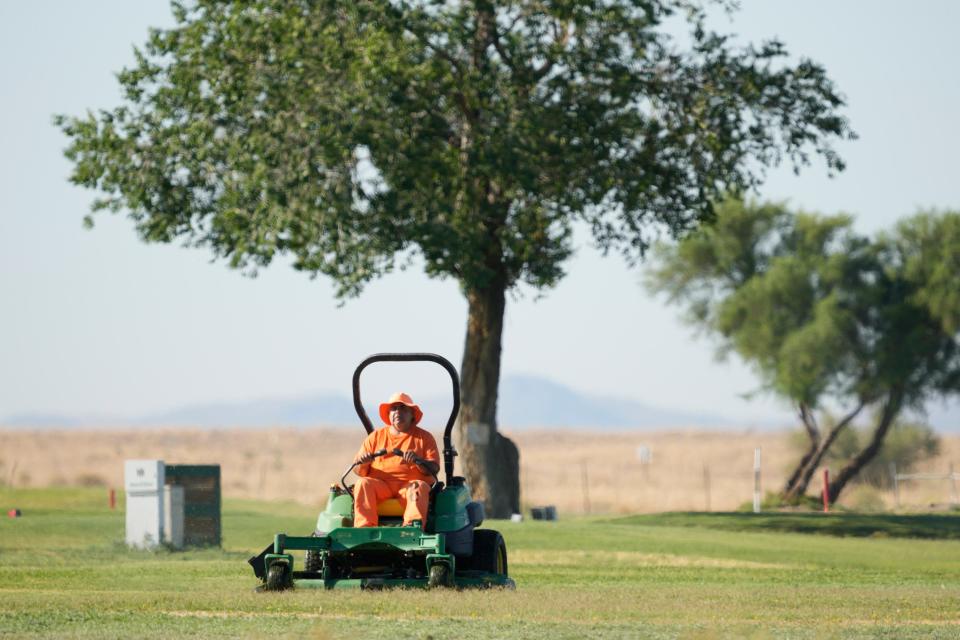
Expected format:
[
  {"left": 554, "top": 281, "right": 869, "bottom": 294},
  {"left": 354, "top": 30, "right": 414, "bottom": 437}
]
[
  {"left": 843, "top": 485, "right": 887, "bottom": 512},
  {"left": 75, "top": 473, "right": 107, "bottom": 487}
]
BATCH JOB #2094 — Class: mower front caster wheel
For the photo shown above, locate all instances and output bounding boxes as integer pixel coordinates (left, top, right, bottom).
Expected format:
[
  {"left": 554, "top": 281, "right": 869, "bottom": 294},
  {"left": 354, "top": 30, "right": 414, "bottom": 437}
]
[
  {"left": 264, "top": 563, "right": 291, "bottom": 591},
  {"left": 427, "top": 564, "right": 453, "bottom": 589}
]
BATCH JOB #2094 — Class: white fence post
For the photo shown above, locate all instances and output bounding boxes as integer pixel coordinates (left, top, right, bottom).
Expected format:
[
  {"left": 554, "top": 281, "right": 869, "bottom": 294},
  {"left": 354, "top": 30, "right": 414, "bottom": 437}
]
[
  {"left": 703, "top": 463, "right": 711, "bottom": 512},
  {"left": 580, "top": 458, "right": 591, "bottom": 515},
  {"left": 753, "top": 447, "right": 761, "bottom": 513},
  {"left": 950, "top": 463, "right": 958, "bottom": 506},
  {"left": 890, "top": 462, "right": 900, "bottom": 509}
]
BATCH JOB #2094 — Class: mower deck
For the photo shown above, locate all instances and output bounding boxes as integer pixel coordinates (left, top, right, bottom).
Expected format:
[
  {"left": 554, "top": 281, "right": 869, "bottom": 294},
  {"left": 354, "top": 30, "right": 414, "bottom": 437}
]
[
  {"left": 282, "top": 572, "right": 515, "bottom": 590},
  {"left": 255, "top": 526, "right": 513, "bottom": 591}
]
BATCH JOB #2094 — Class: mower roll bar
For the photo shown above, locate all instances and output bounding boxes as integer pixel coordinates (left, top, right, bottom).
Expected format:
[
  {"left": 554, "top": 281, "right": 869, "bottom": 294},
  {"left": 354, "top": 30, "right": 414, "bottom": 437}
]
[{"left": 352, "top": 353, "right": 460, "bottom": 485}]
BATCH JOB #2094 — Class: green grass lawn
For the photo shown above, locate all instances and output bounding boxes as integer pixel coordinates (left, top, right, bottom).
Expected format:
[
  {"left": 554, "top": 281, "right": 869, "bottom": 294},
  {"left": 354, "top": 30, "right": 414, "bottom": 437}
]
[
  {"left": 605, "top": 511, "right": 960, "bottom": 539},
  {"left": 1, "top": 487, "right": 959, "bottom": 639}
]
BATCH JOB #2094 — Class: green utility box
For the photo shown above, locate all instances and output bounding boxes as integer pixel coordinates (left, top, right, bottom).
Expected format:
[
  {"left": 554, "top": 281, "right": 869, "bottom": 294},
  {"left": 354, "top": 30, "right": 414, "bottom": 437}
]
[{"left": 164, "top": 465, "right": 221, "bottom": 547}]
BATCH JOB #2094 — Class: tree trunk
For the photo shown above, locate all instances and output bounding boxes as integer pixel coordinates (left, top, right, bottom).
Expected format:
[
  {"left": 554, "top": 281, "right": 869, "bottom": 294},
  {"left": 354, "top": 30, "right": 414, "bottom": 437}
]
[
  {"left": 782, "top": 403, "right": 864, "bottom": 502},
  {"left": 455, "top": 281, "right": 520, "bottom": 518},
  {"left": 827, "top": 391, "right": 903, "bottom": 503},
  {"left": 782, "top": 404, "right": 820, "bottom": 498}
]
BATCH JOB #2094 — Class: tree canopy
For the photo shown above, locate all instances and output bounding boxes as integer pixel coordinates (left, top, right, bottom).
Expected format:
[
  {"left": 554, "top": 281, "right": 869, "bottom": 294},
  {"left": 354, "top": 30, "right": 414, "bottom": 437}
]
[
  {"left": 57, "top": 0, "right": 854, "bottom": 515},
  {"left": 647, "top": 200, "right": 960, "bottom": 502},
  {"left": 58, "top": 1, "right": 854, "bottom": 291}
]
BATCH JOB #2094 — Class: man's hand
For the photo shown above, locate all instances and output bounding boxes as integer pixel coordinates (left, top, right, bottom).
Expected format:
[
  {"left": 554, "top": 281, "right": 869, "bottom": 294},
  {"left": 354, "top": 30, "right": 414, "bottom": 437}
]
[
  {"left": 395, "top": 449, "right": 439, "bottom": 476},
  {"left": 354, "top": 451, "right": 376, "bottom": 465}
]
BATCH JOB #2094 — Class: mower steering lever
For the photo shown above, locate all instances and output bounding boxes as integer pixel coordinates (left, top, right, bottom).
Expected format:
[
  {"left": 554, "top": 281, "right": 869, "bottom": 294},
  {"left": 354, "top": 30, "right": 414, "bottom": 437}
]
[
  {"left": 392, "top": 448, "right": 439, "bottom": 484},
  {"left": 340, "top": 448, "right": 387, "bottom": 496}
]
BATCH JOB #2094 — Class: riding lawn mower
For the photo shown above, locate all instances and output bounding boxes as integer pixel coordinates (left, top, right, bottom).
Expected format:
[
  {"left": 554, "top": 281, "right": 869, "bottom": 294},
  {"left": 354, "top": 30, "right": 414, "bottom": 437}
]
[{"left": 248, "top": 353, "right": 515, "bottom": 590}]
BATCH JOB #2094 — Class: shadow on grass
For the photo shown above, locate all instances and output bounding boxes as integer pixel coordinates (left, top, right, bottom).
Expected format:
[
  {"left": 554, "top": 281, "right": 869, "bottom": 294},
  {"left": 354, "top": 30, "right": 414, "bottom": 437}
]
[{"left": 602, "top": 512, "right": 960, "bottom": 539}]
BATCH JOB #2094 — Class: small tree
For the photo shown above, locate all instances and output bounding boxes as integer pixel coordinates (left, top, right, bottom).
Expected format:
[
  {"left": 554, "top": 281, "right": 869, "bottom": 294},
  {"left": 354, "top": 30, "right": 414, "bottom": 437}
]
[
  {"left": 647, "top": 200, "right": 960, "bottom": 503},
  {"left": 826, "top": 212, "right": 960, "bottom": 501},
  {"left": 56, "top": 1, "right": 853, "bottom": 515}
]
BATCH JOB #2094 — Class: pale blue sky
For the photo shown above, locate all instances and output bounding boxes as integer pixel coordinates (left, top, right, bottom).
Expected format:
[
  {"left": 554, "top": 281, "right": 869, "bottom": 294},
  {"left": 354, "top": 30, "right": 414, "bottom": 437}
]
[{"left": 1, "top": 1, "right": 959, "bottom": 427}]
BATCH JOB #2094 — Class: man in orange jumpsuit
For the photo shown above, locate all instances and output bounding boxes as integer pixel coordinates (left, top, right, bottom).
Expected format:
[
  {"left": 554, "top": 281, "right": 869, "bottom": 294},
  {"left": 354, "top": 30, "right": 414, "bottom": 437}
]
[{"left": 352, "top": 392, "right": 440, "bottom": 529}]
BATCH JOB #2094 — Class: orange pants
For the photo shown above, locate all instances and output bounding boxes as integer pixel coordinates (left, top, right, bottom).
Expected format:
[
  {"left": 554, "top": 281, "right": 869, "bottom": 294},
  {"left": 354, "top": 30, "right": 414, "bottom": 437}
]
[{"left": 354, "top": 477, "right": 430, "bottom": 529}]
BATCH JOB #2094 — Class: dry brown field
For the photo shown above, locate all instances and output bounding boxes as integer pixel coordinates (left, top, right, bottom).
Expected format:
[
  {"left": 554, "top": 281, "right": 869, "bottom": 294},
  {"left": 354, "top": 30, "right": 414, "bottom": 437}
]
[{"left": 2, "top": 426, "right": 958, "bottom": 514}]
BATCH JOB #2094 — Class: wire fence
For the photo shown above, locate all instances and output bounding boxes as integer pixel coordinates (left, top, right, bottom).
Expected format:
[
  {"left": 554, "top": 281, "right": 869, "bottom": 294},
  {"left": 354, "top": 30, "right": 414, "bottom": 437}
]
[
  {"left": 3, "top": 428, "right": 959, "bottom": 514},
  {"left": 890, "top": 462, "right": 959, "bottom": 508}
]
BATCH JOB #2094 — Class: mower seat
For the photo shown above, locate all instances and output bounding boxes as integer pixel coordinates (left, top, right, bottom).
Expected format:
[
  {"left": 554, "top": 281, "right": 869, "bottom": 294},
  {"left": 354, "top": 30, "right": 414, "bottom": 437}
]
[{"left": 377, "top": 498, "right": 404, "bottom": 517}]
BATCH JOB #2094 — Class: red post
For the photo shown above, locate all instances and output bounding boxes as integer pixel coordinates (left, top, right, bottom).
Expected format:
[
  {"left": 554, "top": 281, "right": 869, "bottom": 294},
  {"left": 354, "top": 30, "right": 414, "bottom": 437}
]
[
  {"left": 109, "top": 488, "right": 116, "bottom": 510},
  {"left": 822, "top": 469, "right": 830, "bottom": 513}
]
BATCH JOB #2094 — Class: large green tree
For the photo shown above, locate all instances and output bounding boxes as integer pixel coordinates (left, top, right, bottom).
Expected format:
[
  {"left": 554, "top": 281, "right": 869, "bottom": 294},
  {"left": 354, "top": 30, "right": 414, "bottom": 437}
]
[
  {"left": 57, "top": 1, "right": 852, "bottom": 516},
  {"left": 647, "top": 200, "right": 960, "bottom": 503}
]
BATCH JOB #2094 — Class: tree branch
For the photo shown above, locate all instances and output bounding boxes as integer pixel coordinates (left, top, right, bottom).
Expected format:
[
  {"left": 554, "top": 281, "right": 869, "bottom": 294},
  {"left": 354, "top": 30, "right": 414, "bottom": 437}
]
[
  {"left": 828, "top": 391, "right": 902, "bottom": 502},
  {"left": 405, "top": 26, "right": 466, "bottom": 79},
  {"left": 798, "top": 402, "right": 820, "bottom": 443},
  {"left": 490, "top": 23, "right": 515, "bottom": 72},
  {"left": 783, "top": 400, "right": 864, "bottom": 500},
  {"left": 531, "top": 19, "right": 570, "bottom": 82}
]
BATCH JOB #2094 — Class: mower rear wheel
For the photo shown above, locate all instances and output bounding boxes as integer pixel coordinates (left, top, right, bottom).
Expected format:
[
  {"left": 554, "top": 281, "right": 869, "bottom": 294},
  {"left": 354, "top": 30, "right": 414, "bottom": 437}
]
[
  {"left": 304, "top": 532, "right": 322, "bottom": 572},
  {"left": 304, "top": 549, "right": 322, "bottom": 573},
  {"left": 470, "top": 529, "right": 508, "bottom": 576}
]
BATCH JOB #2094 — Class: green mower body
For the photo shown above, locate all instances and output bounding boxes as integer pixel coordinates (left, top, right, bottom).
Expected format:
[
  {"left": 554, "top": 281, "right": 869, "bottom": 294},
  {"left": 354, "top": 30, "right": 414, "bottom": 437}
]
[
  {"left": 250, "top": 482, "right": 512, "bottom": 590},
  {"left": 248, "top": 353, "right": 514, "bottom": 591}
]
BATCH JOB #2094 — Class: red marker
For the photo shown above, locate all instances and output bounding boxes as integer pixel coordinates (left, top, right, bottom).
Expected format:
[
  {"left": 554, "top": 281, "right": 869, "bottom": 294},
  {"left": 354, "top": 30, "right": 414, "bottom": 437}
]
[{"left": 822, "top": 469, "right": 830, "bottom": 513}]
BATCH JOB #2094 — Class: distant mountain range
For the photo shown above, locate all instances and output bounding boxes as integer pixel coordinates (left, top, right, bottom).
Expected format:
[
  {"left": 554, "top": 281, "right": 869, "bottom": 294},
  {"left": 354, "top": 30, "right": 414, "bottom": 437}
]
[
  {"left": 1, "top": 374, "right": 770, "bottom": 430},
  {"left": 6, "top": 374, "right": 957, "bottom": 431}
]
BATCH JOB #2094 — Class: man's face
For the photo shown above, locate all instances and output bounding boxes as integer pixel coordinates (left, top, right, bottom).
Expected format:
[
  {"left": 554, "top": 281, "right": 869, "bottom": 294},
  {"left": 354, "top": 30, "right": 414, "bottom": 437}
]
[{"left": 389, "top": 403, "right": 414, "bottom": 432}]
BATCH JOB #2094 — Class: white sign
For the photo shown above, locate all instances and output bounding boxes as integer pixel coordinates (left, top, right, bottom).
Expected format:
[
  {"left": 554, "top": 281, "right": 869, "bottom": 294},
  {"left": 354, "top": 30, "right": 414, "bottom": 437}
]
[
  {"left": 124, "top": 460, "right": 163, "bottom": 493},
  {"left": 125, "top": 459, "right": 165, "bottom": 549},
  {"left": 636, "top": 445, "right": 652, "bottom": 464}
]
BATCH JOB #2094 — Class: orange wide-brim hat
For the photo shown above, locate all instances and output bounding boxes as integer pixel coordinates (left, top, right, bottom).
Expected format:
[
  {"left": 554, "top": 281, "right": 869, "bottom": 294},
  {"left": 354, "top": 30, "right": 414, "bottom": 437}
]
[{"left": 379, "top": 391, "right": 423, "bottom": 426}]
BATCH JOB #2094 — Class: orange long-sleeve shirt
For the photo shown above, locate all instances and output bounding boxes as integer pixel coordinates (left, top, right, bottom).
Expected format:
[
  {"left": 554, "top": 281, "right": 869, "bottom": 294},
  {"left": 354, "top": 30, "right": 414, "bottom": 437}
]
[{"left": 354, "top": 425, "right": 440, "bottom": 484}]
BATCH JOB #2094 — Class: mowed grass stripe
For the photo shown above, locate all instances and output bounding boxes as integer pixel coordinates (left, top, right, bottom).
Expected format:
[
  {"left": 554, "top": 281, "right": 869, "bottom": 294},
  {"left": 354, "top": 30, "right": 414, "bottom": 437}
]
[{"left": 1, "top": 572, "right": 957, "bottom": 625}]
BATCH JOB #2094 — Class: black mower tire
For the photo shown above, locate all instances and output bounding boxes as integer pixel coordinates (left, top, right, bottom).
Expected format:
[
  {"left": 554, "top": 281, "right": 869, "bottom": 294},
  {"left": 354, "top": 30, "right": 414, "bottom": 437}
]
[
  {"left": 304, "top": 549, "right": 322, "bottom": 573},
  {"left": 470, "top": 529, "right": 508, "bottom": 576},
  {"left": 265, "top": 563, "right": 290, "bottom": 591},
  {"left": 304, "top": 532, "right": 322, "bottom": 572},
  {"left": 427, "top": 563, "right": 453, "bottom": 588}
]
